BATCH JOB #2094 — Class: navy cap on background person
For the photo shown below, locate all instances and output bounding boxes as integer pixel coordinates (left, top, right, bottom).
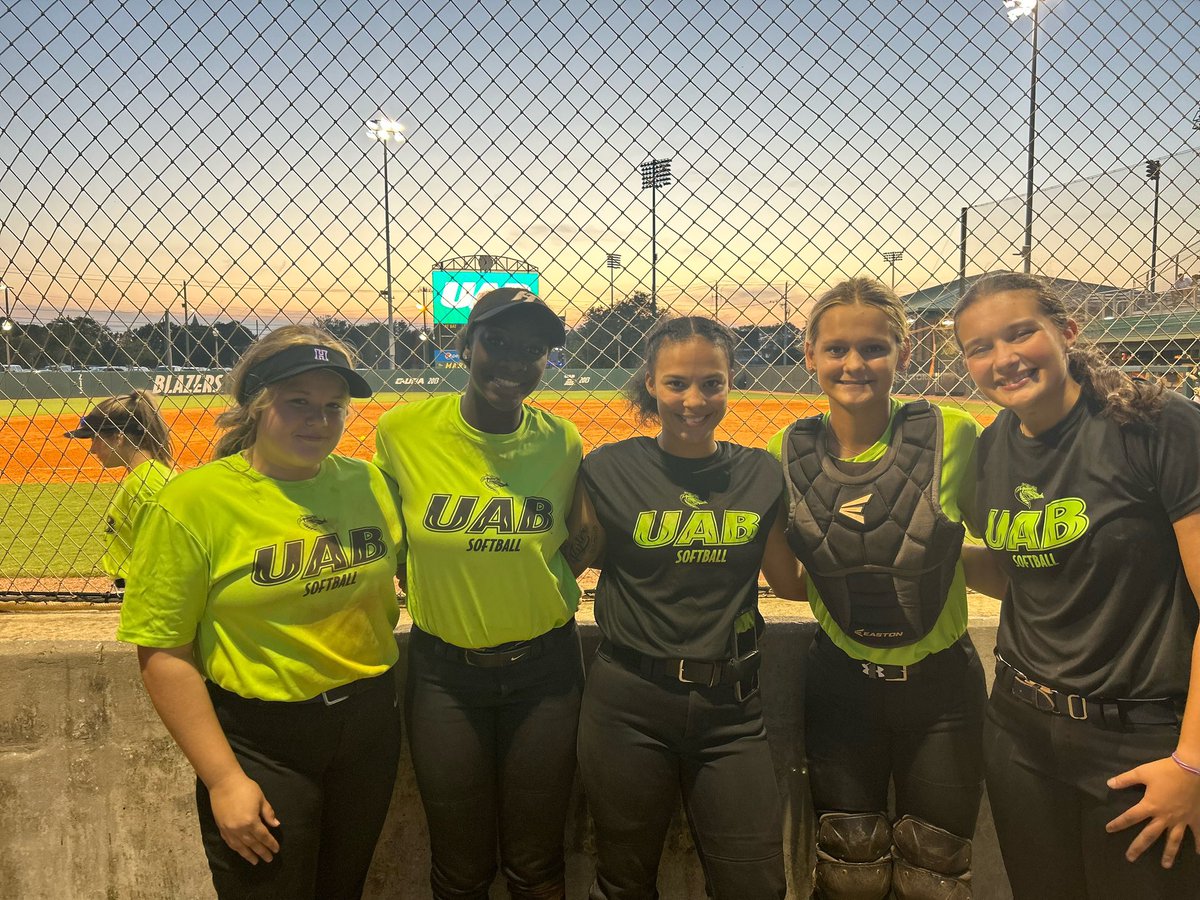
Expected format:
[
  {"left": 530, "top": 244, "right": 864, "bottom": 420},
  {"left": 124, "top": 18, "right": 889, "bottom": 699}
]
[
  {"left": 64, "top": 407, "right": 146, "bottom": 438},
  {"left": 465, "top": 287, "right": 567, "bottom": 347}
]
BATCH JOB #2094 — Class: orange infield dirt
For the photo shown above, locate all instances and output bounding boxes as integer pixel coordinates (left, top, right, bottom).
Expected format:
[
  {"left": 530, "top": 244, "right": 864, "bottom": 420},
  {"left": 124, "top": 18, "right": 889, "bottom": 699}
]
[{"left": 2, "top": 395, "right": 841, "bottom": 486}]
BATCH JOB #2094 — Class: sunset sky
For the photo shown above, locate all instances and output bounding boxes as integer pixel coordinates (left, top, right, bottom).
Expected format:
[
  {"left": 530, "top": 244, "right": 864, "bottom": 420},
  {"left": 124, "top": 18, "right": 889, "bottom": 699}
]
[{"left": 2, "top": 0, "right": 1198, "bottom": 331}]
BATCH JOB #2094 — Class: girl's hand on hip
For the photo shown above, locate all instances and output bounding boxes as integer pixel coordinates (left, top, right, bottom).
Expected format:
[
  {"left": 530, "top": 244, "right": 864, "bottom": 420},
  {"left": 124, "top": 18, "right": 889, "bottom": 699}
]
[
  {"left": 1107, "top": 756, "right": 1200, "bottom": 868},
  {"left": 209, "top": 772, "right": 282, "bottom": 865}
]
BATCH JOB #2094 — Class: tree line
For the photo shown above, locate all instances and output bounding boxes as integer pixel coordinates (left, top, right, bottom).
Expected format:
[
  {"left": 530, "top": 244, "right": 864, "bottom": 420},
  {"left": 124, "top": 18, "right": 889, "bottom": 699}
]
[{"left": 1, "top": 293, "right": 801, "bottom": 370}]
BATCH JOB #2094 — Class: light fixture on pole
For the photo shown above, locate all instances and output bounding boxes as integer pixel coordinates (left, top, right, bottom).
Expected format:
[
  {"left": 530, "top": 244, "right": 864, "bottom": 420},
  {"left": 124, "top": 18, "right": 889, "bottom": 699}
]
[
  {"left": 1005, "top": 0, "right": 1041, "bottom": 274},
  {"left": 606, "top": 253, "right": 622, "bottom": 308},
  {"left": 1146, "top": 160, "right": 1162, "bottom": 295},
  {"left": 366, "top": 117, "right": 406, "bottom": 369},
  {"left": 881, "top": 250, "right": 904, "bottom": 289},
  {"left": 639, "top": 158, "right": 672, "bottom": 317}
]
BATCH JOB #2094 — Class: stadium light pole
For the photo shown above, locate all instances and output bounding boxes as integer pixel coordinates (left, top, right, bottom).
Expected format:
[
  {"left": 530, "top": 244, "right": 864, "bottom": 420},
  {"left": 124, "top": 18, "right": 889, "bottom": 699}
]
[
  {"left": 606, "top": 253, "right": 622, "bottom": 308},
  {"left": 0, "top": 283, "right": 11, "bottom": 369},
  {"left": 366, "top": 118, "right": 406, "bottom": 369},
  {"left": 881, "top": 250, "right": 904, "bottom": 289},
  {"left": 420, "top": 285, "right": 431, "bottom": 366},
  {"left": 1146, "top": 160, "right": 1162, "bottom": 295},
  {"left": 1005, "top": 0, "right": 1042, "bottom": 274},
  {"left": 640, "top": 158, "right": 672, "bottom": 317}
]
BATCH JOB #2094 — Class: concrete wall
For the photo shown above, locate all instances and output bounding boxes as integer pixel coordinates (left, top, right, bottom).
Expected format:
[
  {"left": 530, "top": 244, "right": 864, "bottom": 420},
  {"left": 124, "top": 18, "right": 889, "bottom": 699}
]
[{"left": 0, "top": 620, "right": 1012, "bottom": 900}]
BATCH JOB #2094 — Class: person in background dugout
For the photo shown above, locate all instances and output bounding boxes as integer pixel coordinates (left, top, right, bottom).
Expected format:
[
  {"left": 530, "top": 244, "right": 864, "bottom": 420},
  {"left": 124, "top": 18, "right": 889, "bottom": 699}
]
[
  {"left": 769, "top": 277, "right": 988, "bottom": 900},
  {"left": 566, "top": 316, "right": 806, "bottom": 900},
  {"left": 953, "top": 272, "right": 1200, "bottom": 900},
  {"left": 63, "top": 390, "right": 174, "bottom": 589},
  {"left": 374, "top": 288, "right": 583, "bottom": 900},
  {"left": 117, "top": 326, "right": 405, "bottom": 900}
]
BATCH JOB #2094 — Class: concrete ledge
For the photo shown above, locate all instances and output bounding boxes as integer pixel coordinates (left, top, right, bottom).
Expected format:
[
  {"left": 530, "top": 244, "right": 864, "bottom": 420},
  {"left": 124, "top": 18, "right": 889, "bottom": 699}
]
[{"left": 0, "top": 619, "right": 1012, "bottom": 899}]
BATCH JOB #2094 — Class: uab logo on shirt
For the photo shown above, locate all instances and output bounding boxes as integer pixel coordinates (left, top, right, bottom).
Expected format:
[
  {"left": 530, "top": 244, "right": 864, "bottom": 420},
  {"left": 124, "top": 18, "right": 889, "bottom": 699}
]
[
  {"left": 252, "top": 526, "right": 388, "bottom": 594},
  {"left": 632, "top": 508, "right": 761, "bottom": 564},
  {"left": 984, "top": 483, "right": 1089, "bottom": 569},
  {"left": 422, "top": 493, "right": 554, "bottom": 553}
]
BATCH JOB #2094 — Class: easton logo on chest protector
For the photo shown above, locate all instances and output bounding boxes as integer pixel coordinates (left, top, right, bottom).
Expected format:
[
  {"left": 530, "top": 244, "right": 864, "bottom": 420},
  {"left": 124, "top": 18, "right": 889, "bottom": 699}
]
[{"left": 781, "top": 401, "right": 965, "bottom": 648}]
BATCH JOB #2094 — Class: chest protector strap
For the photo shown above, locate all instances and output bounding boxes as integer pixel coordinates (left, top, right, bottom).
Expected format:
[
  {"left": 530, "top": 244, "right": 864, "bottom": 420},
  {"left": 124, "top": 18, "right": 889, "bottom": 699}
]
[{"left": 782, "top": 401, "right": 965, "bottom": 648}]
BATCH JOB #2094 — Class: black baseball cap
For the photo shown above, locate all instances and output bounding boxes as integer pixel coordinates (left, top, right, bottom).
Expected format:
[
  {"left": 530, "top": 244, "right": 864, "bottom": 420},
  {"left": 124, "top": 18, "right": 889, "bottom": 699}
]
[
  {"left": 238, "top": 344, "right": 372, "bottom": 403},
  {"left": 64, "top": 408, "right": 145, "bottom": 439},
  {"left": 466, "top": 287, "right": 566, "bottom": 347}
]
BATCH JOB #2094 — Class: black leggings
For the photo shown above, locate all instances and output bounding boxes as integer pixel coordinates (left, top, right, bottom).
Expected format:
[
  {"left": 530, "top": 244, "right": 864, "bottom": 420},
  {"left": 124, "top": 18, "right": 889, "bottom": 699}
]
[
  {"left": 804, "top": 631, "right": 987, "bottom": 837},
  {"left": 577, "top": 649, "right": 787, "bottom": 900},
  {"left": 198, "top": 671, "right": 402, "bottom": 900},
  {"left": 405, "top": 622, "right": 585, "bottom": 900},
  {"left": 985, "top": 685, "right": 1200, "bottom": 899}
]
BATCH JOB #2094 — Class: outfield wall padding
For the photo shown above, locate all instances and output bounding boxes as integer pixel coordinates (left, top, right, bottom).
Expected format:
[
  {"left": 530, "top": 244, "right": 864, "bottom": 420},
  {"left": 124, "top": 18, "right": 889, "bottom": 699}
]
[
  {"left": 0, "top": 367, "right": 972, "bottom": 401},
  {"left": 0, "top": 618, "right": 1012, "bottom": 900}
]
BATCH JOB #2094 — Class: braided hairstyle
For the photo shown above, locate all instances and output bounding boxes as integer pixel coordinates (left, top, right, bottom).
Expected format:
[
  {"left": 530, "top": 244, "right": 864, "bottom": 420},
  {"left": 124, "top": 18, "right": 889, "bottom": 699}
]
[{"left": 625, "top": 315, "right": 737, "bottom": 425}]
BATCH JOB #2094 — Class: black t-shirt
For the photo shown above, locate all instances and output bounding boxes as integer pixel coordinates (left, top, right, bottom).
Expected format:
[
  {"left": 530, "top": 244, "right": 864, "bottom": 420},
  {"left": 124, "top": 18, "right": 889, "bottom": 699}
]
[
  {"left": 581, "top": 438, "right": 783, "bottom": 660},
  {"left": 968, "top": 392, "right": 1200, "bottom": 698}
]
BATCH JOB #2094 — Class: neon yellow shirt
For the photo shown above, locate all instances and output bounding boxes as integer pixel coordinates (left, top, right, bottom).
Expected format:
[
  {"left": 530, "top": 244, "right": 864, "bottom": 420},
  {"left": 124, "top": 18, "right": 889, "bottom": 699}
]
[
  {"left": 117, "top": 453, "right": 403, "bottom": 701},
  {"left": 102, "top": 458, "right": 172, "bottom": 580},
  {"left": 374, "top": 394, "right": 582, "bottom": 648},
  {"left": 768, "top": 399, "right": 980, "bottom": 664}
]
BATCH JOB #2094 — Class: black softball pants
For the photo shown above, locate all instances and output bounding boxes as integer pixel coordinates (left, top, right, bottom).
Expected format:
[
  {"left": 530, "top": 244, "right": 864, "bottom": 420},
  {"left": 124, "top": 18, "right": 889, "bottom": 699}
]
[
  {"left": 405, "top": 622, "right": 585, "bottom": 900},
  {"left": 198, "top": 670, "right": 402, "bottom": 900},
  {"left": 985, "top": 682, "right": 1200, "bottom": 899},
  {"left": 804, "top": 630, "right": 987, "bottom": 837},
  {"left": 577, "top": 649, "right": 787, "bottom": 900}
]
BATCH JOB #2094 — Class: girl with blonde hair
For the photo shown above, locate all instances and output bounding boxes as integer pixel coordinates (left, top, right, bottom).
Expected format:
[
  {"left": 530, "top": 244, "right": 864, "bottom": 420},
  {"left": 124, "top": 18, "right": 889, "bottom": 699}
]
[{"left": 118, "top": 325, "right": 405, "bottom": 900}]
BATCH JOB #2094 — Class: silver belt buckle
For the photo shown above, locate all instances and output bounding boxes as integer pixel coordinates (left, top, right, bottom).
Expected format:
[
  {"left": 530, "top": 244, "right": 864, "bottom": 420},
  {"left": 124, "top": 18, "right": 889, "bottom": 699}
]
[{"left": 1066, "top": 694, "right": 1088, "bottom": 720}]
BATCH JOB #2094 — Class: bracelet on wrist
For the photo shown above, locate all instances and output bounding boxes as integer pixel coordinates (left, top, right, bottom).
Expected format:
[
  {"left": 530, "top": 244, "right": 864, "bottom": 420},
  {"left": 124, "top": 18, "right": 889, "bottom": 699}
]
[{"left": 1172, "top": 752, "right": 1200, "bottom": 777}]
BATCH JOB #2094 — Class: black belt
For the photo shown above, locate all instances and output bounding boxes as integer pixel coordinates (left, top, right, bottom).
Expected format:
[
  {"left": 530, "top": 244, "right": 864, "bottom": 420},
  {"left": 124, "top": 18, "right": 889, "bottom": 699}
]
[
  {"left": 599, "top": 639, "right": 760, "bottom": 690},
  {"left": 208, "top": 669, "right": 392, "bottom": 707},
  {"left": 995, "top": 655, "right": 1181, "bottom": 729},
  {"left": 418, "top": 620, "right": 576, "bottom": 668}
]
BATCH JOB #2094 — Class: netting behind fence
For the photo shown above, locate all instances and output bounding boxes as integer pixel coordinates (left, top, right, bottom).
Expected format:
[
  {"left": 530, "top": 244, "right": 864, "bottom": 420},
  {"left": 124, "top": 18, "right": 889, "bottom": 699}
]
[{"left": 2, "top": 0, "right": 1198, "bottom": 594}]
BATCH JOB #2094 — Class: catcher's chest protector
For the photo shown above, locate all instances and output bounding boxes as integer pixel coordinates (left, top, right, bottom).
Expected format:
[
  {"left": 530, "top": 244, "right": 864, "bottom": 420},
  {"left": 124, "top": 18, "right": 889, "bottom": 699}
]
[{"left": 782, "top": 401, "right": 965, "bottom": 648}]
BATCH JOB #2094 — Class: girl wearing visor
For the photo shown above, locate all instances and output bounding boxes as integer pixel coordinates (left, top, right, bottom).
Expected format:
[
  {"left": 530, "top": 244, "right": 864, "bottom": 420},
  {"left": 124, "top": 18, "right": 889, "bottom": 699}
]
[
  {"left": 374, "top": 287, "right": 583, "bottom": 900},
  {"left": 118, "top": 326, "right": 405, "bottom": 900},
  {"left": 63, "top": 390, "right": 174, "bottom": 588}
]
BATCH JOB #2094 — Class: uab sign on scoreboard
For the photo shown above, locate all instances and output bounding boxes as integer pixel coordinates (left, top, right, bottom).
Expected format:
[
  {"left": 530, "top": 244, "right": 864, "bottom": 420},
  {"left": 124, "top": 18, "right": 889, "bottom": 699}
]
[{"left": 431, "top": 271, "right": 540, "bottom": 325}]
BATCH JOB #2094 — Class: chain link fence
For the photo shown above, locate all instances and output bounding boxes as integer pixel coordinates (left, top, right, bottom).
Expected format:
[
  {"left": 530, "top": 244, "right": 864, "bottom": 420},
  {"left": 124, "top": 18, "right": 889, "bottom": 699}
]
[{"left": 2, "top": 0, "right": 1198, "bottom": 596}]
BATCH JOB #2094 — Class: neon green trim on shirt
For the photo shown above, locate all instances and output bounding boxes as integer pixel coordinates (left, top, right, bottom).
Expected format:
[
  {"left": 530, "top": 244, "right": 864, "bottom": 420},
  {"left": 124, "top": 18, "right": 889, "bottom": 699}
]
[
  {"left": 374, "top": 394, "right": 582, "bottom": 648},
  {"left": 102, "top": 458, "right": 172, "bottom": 580},
  {"left": 117, "top": 453, "right": 403, "bottom": 701},
  {"left": 769, "top": 399, "right": 981, "bottom": 664}
]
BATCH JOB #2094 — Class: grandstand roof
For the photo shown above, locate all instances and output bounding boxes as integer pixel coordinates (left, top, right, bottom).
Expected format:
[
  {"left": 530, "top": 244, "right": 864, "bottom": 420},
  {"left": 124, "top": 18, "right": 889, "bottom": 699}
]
[
  {"left": 900, "top": 274, "right": 1128, "bottom": 316},
  {"left": 1080, "top": 309, "right": 1200, "bottom": 342}
]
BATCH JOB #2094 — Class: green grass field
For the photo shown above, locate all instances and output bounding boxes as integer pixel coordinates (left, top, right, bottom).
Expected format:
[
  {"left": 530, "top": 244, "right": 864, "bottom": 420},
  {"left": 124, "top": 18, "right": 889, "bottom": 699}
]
[{"left": 0, "top": 482, "right": 116, "bottom": 577}]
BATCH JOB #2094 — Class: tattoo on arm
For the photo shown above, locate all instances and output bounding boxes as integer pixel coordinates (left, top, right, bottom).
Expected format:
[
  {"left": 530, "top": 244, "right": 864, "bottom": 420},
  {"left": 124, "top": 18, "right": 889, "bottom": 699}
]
[{"left": 563, "top": 526, "right": 598, "bottom": 568}]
